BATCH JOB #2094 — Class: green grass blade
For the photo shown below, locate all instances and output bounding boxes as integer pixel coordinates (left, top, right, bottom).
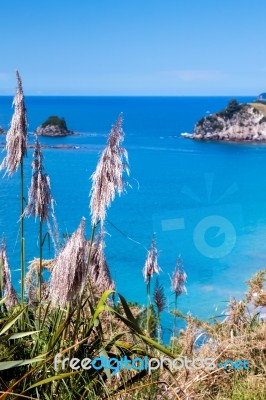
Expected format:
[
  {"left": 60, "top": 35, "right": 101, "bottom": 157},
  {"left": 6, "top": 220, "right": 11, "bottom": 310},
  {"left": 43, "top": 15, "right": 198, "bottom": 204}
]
[
  {"left": 0, "top": 356, "right": 45, "bottom": 371},
  {"left": 0, "top": 330, "right": 41, "bottom": 342},
  {"left": 0, "top": 306, "right": 27, "bottom": 335},
  {"left": 139, "top": 334, "right": 174, "bottom": 358},
  {"left": 118, "top": 293, "right": 141, "bottom": 331},
  {"left": 25, "top": 371, "right": 80, "bottom": 390}
]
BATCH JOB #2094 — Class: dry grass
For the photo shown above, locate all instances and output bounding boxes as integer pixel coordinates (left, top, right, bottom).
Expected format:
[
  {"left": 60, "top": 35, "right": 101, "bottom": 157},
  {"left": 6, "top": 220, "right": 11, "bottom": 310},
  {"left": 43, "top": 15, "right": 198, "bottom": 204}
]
[
  {"left": 113, "top": 270, "right": 266, "bottom": 400},
  {"left": 248, "top": 101, "right": 266, "bottom": 115}
]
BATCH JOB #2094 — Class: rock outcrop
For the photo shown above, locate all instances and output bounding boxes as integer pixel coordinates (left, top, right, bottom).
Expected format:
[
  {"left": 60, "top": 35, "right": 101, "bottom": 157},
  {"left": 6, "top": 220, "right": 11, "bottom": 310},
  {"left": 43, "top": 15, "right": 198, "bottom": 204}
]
[
  {"left": 0, "top": 127, "right": 6, "bottom": 135},
  {"left": 35, "top": 116, "right": 74, "bottom": 137},
  {"left": 35, "top": 125, "right": 74, "bottom": 137},
  {"left": 186, "top": 100, "right": 266, "bottom": 142}
]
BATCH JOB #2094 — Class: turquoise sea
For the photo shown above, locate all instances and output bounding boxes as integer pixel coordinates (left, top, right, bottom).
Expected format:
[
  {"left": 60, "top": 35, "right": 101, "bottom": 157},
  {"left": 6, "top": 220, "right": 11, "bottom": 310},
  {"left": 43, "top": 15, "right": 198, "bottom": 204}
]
[{"left": 0, "top": 95, "right": 265, "bottom": 341}]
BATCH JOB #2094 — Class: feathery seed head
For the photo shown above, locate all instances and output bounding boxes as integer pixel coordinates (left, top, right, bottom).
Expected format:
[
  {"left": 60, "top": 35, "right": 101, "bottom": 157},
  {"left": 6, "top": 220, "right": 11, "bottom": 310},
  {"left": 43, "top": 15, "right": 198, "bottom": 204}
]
[
  {"left": 49, "top": 218, "right": 87, "bottom": 307},
  {"left": 0, "top": 71, "right": 27, "bottom": 176},
  {"left": 143, "top": 234, "right": 160, "bottom": 284},
  {"left": 89, "top": 230, "right": 114, "bottom": 294},
  {"left": 0, "top": 237, "right": 19, "bottom": 310},
  {"left": 153, "top": 277, "right": 166, "bottom": 314},
  {"left": 90, "top": 114, "right": 129, "bottom": 227},
  {"left": 171, "top": 255, "right": 187, "bottom": 297},
  {"left": 24, "top": 137, "right": 54, "bottom": 222}
]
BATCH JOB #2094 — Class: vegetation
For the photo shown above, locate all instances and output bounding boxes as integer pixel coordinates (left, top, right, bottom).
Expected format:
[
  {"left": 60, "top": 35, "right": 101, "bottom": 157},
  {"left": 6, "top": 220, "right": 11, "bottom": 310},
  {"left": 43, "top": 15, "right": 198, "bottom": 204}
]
[
  {"left": 0, "top": 73, "right": 265, "bottom": 399},
  {"left": 218, "top": 99, "right": 243, "bottom": 120},
  {"left": 196, "top": 100, "right": 246, "bottom": 133},
  {"left": 198, "top": 100, "right": 242, "bottom": 125},
  {"left": 196, "top": 114, "right": 224, "bottom": 132},
  {"left": 41, "top": 115, "right": 68, "bottom": 130}
]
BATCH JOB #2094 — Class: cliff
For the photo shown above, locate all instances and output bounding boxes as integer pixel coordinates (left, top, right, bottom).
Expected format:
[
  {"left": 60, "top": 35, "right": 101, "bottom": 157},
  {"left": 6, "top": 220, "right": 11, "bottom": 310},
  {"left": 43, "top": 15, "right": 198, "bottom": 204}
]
[
  {"left": 185, "top": 100, "right": 266, "bottom": 142},
  {"left": 35, "top": 116, "right": 74, "bottom": 137}
]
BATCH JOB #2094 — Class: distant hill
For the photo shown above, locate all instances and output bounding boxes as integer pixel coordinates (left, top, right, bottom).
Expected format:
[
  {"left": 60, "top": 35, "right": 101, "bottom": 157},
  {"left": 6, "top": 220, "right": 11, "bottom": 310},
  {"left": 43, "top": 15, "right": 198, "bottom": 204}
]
[
  {"left": 183, "top": 99, "right": 266, "bottom": 142},
  {"left": 257, "top": 93, "right": 266, "bottom": 103}
]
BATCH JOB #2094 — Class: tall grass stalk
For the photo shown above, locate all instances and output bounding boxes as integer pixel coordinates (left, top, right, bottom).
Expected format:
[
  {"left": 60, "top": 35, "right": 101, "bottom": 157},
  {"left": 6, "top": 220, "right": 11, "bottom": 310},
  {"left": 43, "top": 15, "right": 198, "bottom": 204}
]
[
  {"left": 171, "top": 255, "right": 187, "bottom": 349},
  {"left": 0, "top": 238, "right": 18, "bottom": 310},
  {"left": 153, "top": 277, "right": 166, "bottom": 342},
  {"left": 142, "top": 234, "right": 160, "bottom": 334},
  {"left": 0, "top": 72, "right": 28, "bottom": 303},
  {"left": 20, "top": 160, "right": 25, "bottom": 303},
  {"left": 87, "top": 115, "right": 129, "bottom": 305},
  {"left": 49, "top": 218, "right": 87, "bottom": 308},
  {"left": 90, "top": 114, "right": 129, "bottom": 228},
  {"left": 85, "top": 222, "right": 97, "bottom": 305},
  {"left": 24, "top": 137, "right": 55, "bottom": 304},
  {"left": 39, "top": 221, "right": 43, "bottom": 303}
]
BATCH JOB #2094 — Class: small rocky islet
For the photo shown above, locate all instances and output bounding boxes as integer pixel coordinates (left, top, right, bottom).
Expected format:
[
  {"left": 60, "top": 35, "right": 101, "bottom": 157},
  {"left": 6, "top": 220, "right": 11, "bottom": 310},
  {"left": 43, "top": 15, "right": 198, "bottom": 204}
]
[
  {"left": 182, "top": 95, "right": 266, "bottom": 142},
  {"left": 34, "top": 116, "right": 75, "bottom": 137},
  {"left": 1, "top": 116, "right": 77, "bottom": 149}
]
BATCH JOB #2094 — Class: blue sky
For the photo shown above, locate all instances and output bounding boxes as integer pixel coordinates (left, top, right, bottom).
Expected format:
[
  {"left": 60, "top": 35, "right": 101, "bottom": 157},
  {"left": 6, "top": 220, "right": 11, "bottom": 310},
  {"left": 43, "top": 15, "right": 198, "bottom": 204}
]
[{"left": 1, "top": 0, "right": 266, "bottom": 95}]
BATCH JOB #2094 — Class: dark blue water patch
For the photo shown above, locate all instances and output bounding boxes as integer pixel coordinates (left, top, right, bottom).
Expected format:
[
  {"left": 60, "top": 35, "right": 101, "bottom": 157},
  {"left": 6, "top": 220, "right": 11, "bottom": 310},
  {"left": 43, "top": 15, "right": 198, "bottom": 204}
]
[{"left": 0, "top": 95, "right": 254, "bottom": 134}]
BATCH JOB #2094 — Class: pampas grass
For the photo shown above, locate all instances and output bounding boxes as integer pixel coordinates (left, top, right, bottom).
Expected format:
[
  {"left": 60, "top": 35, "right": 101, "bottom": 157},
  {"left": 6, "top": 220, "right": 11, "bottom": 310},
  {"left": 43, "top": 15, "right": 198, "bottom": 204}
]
[
  {"left": 142, "top": 234, "right": 160, "bottom": 285},
  {"left": 171, "top": 255, "right": 187, "bottom": 297},
  {"left": 143, "top": 234, "right": 160, "bottom": 333},
  {"left": 89, "top": 230, "right": 114, "bottom": 297},
  {"left": 24, "top": 137, "right": 57, "bottom": 302},
  {"left": 0, "top": 71, "right": 27, "bottom": 177},
  {"left": 171, "top": 255, "right": 187, "bottom": 343},
  {"left": 153, "top": 277, "right": 166, "bottom": 342},
  {"left": 24, "top": 137, "right": 55, "bottom": 222},
  {"left": 88, "top": 114, "right": 129, "bottom": 305},
  {"left": 49, "top": 218, "right": 87, "bottom": 307},
  {"left": 90, "top": 114, "right": 129, "bottom": 228},
  {"left": 0, "top": 237, "right": 18, "bottom": 310},
  {"left": 0, "top": 71, "right": 28, "bottom": 303}
]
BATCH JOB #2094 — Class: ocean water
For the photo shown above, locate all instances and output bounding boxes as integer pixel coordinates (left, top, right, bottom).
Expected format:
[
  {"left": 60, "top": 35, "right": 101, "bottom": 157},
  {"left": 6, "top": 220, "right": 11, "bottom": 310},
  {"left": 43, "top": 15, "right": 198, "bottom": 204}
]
[{"left": 0, "top": 95, "right": 265, "bottom": 342}]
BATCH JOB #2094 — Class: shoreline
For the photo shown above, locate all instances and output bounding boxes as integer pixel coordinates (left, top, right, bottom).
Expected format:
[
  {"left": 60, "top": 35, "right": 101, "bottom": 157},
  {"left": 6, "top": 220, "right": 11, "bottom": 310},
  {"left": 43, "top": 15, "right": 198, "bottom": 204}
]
[{"left": 181, "top": 132, "right": 266, "bottom": 144}]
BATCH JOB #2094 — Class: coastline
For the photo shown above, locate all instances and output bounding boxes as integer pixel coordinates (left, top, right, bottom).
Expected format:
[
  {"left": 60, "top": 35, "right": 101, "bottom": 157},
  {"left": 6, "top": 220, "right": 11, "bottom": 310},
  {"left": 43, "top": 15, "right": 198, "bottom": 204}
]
[{"left": 181, "top": 133, "right": 266, "bottom": 144}]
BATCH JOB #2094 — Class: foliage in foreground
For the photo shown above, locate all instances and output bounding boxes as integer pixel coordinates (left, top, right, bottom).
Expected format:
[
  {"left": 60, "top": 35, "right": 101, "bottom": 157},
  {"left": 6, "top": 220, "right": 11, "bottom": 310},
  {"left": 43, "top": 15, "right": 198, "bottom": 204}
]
[{"left": 0, "top": 270, "right": 265, "bottom": 400}]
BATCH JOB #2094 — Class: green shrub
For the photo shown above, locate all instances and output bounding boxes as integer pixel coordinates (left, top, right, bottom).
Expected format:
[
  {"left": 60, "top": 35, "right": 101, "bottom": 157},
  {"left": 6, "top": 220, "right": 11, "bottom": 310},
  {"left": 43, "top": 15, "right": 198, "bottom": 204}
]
[
  {"left": 41, "top": 116, "right": 68, "bottom": 130},
  {"left": 219, "top": 99, "right": 242, "bottom": 119}
]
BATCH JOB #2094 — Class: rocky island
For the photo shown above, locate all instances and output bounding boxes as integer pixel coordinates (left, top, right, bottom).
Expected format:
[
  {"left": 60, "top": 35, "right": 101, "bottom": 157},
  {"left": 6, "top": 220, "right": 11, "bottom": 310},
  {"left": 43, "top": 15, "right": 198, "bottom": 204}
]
[
  {"left": 183, "top": 99, "right": 266, "bottom": 142},
  {"left": 35, "top": 116, "right": 74, "bottom": 137}
]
